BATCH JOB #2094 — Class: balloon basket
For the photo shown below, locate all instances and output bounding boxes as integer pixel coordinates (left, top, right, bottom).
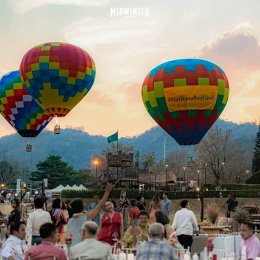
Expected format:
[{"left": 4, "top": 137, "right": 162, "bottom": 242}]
[
  {"left": 54, "top": 125, "right": 61, "bottom": 134},
  {"left": 26, "top": 143, "right": 32, "bottom": 152}
]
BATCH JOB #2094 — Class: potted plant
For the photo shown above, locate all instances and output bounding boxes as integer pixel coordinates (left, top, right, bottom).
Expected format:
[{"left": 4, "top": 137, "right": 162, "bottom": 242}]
[{"left": 206, "top": 203, "right": 219, "bottom": 225}]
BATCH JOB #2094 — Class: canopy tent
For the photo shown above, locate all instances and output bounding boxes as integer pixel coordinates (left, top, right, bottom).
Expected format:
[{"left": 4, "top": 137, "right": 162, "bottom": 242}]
[
  {"left": 46, "top": 184, "right": 64, "bottom": 193},
  {"left": 78, "top": 184, "right": 87, "bottom": 190},
  {"left": 46, "top": 184, "right": 88, "bottom": 193},
  {"left": 64, "top": 185, "right": 73, "bottom": 190}
]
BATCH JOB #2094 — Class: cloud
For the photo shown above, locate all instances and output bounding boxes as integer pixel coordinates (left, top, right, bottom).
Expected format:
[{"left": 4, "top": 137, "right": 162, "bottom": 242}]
[
  {"left": 63, "top": 14, "right": 169, "bottom": 89},
  {"left": 8, "top": 0, "right": 110, "bottom": 14},
  {"left": 0, "top": 68, "right": 9, "bottom": 78},
  {"left": 0, "top": 117, "right": 15, "bottom": 138},
  {"left": 200, "top": 22, "right": 260, "bottom": 70},
  {"left": 84, "top": 89, "right": 115, "bottom": 107},
  {"left": 63, "top": 15, "right": 166, "bottom": 49},
  {"left": 199, "top": 22, "right": 260, "bottom": 123}
]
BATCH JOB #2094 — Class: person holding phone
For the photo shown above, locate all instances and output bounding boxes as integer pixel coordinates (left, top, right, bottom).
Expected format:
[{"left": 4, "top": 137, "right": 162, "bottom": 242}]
[
  {"left": 98, "top": 200, "right": 123, "bottom": 246},
  {"left": 122, "top": 211, "right": 149, "bottom": 248}
]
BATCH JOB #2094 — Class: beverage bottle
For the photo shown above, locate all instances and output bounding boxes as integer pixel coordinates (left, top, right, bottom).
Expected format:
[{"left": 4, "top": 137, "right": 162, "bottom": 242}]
[
  {"left": 241, "top": 246, "right": 247, "bottom": 260},
  {"left": 184, "top": 250, "right": 191, "bottom": 260},
  {"left": 192, "top": 253, "right": 199, "bottom": 260}
]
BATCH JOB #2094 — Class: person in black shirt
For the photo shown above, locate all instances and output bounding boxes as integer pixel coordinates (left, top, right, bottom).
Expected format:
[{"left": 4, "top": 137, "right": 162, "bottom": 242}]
[
  {"left": 8, "top": 198, "right": 21, "bottom": 224},
  {"left": 64, "top": 199, "right": 74, "bottom": 219},
  {"left": 136, "top": 196, "right": 146, "bottom": 211},
  {"left": 230, "top": 195, "right": 238, "bottom": 212}
]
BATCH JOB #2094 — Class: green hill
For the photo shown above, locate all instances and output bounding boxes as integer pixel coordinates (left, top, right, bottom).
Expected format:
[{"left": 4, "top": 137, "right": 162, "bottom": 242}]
[{"left": 0, "top": 120, "right": 257, "bottom": 170}]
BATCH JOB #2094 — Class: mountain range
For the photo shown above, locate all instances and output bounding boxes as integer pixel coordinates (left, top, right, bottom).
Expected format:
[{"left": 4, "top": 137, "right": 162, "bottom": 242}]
[{"left": 0, "top": 119, "right": 258, "bottom": 170}]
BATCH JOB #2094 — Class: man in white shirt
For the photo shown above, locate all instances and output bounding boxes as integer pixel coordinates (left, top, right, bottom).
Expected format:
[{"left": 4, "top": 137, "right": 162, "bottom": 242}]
[
  {"left": 172, "top": 200, "right": 199, "bottom": 250},
  {"left": 70, "top": 221, "right": 111, "bottom": 260},
  {"left": 26, "top": 197, "right": 52, "bottom": 245},
  {"left": 0, "top": 221, "right": 26, "bottom": 260}
]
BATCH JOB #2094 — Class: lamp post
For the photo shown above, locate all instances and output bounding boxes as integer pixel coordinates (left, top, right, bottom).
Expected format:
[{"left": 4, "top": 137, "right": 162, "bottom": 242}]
[
  {"left": 204, "top": 163, "right": 207, "bottom": 184},
  {"left": 221, "top": 162, "right": 225, "bottom": 186},
  {"left": 196, "top": 169, "right": 204, "bottom": 222},
  {"left": 165, "top": 164, "right": 168, "bottom": 190},
  {"left": 93, "top": 159, "right": 99, "bottom": 186},
  {"left": 245, "top": 170, "right": 249, "bottom": 180},
  {"left": 197, "top": 170, "right": 200, "bottom": 188}
]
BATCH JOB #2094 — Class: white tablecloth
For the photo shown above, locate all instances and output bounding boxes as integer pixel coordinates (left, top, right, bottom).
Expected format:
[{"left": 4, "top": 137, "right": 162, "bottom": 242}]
[
  {"left": 213, "top": 235, "right": 241, "bottom": 257},
  {"left": 200, "top": 235, "right": 241, "bottom": 260},
  {"left": 112, "top": 253, "right": 135, "bottom": 260}
]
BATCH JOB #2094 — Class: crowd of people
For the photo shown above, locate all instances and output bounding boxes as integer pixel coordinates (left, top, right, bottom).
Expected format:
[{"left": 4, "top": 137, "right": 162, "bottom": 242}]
[{"left": 0, "top": 185, "right": 260, "bottom": 259}]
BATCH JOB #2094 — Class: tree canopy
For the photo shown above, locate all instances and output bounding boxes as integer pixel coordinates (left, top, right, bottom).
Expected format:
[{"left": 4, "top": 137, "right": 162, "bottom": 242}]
[
  {"left": 252, "top": 125, "right": 260, "bottom": 174},
  {"left": 31, "top": 155, "right": 83, "bottom": 188}
]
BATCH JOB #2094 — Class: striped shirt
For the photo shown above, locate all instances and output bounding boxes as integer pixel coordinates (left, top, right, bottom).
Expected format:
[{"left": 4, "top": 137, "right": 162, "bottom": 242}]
[{"left": 136, "top": 239, "right": 178, "bottom": 260}]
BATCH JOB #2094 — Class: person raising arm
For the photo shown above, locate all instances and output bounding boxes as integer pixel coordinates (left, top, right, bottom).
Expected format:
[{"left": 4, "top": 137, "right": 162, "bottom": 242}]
[
  {"left": 86, "top": 183, "right": 113, "bottom": 221},
  {"left": 68, "top": 182, "right": 113, "bottom": 246}
]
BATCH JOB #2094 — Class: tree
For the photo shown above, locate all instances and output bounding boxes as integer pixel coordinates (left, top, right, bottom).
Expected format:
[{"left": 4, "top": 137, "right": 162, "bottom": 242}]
[
  {"left": 31, "top": 155, "right": 78, "bottom": 188},
  {"left": 166, "top": 149, "right": 189, "bottom": 177},
  {"left": 195, "top": 127, "right": 238, "bottom": 185},
  {"left": 142, "top": 152, "right": 156, "bottom": 170},
  {"left": 0, "top": 161, "right": 13, "bottom": 184},
  {"left": 252, "top": 125, "right": 260, "bottom": 174},
  {"left": 78, "top": 169, "right": 96, "bottom": 186}
]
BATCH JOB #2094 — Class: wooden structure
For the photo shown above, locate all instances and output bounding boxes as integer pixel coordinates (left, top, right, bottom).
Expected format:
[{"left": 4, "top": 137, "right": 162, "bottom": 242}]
[{"left": 100, "top": 151, "right": 138, "bottom": 188}]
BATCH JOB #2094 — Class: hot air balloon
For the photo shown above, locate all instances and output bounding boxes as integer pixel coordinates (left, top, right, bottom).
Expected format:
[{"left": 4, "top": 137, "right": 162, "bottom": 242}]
[
  {"left": 20, "top": 42, "right": 96, "bottom": 117},
  {"left": 0, "top": 71, "right": 52, "bottom": 151},
  {"left": 142, "top": 58, "right": 229, "bottom": 145}
]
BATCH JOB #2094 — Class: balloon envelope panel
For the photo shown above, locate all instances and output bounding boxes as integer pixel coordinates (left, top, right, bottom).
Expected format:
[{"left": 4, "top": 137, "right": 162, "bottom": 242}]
[
  {"left": 20, "top": 42, "right": 96, "bottom": 117},
  {"left": 142, "top": 59, "right": 229, "bottom": 145},
  {"left": 0, "top": 71, "right": 52, "bottom": 137}
]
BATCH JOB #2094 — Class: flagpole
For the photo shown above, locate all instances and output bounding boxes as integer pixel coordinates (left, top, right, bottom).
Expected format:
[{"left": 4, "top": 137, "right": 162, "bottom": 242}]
[
  {"left": 116, "top": 130, "right": 119, "bottom": 153},
  {"left": 116, "top": 131, "right": 119, "bottom": 181}
]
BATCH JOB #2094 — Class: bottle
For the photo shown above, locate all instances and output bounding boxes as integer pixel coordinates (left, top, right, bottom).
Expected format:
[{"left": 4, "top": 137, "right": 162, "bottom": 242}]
[
  {"left": 184, "top": 250, "right": 191, "bottom": 260},
  {"left": 192, "top": 253, "right": 199, "bottom": 260},
  {"left": 204, "top": 247, "right": 208, "bottom": 260},
  {"left": 208, "top": 251, "right": 213, "bottom": 260},
  {"left": 228, "top": 252, "right": 235, "bottom": 260},
  {"left": 241, "top": 246, "right": 247, "bottom": 260}
]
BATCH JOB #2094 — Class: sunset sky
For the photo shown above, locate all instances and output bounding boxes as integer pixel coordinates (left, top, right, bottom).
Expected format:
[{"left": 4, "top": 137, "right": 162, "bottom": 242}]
[{"left": 0, "top": 0, "right": 259, "bottom": 138}]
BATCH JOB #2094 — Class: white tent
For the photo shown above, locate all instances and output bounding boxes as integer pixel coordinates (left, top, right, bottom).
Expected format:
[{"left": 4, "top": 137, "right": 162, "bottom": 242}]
[
  {"left": 46, "top": 184, "right": 88, "bottom": 193},
  {"left": 72, "top": 185, "right": 79, "bottom": 190},
  {"left": 46, "top": 184, "right": 65, "bottom": 193},
  {"left": 78, "top": 184, "right": 87, "bottom": 190},
  {"left": 64, "top": 185, "right": 73, "bottom": 190}
]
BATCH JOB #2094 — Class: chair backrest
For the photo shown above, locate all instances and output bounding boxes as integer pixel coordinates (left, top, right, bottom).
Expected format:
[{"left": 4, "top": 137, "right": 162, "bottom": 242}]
[
  {"left": 28, "top": 257, "right": 57, "bottom": 260},
  {"left": 191, "top": 235, "right": 208, "bottom": 254},
  {"left": 79, "top": 257, "right": 109, "bottom": 260}
]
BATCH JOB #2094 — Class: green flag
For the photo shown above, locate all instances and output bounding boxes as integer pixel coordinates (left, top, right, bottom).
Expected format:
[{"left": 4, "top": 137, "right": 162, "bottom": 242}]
[{"left": 107, "top": 131, "right": 118, "bottom": 143}]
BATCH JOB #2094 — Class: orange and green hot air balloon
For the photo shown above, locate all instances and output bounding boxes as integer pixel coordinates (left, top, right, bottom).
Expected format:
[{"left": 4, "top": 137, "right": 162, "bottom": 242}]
[
  {"left": 20, "top": 42, "right": 96, "bottom": 117},
  {"left": 142, "top": 58, "right": 229, "bottom": 145}
]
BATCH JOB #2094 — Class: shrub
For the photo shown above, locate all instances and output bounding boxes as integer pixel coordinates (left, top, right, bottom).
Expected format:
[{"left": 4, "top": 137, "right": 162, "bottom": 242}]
[
  {"left": 233, "top": 208, "right": 249, "bottom": 224},
  {"left": 61, "top": 189, "right": 260, "bottom": 199},
  {"left": 206, "top": 203, "right": 219, "bottom": 224}
]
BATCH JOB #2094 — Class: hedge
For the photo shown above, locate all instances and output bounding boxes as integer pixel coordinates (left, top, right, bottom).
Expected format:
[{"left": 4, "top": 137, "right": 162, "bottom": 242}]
[
  {"left": 204, "top": 183, "right": 260, "bottom": 191},
  {"left": 246, "top": 170, "right": 260, "bottom": 184},
  {"left": 61, "top": 189, "right": 260, "bottom": 199}
]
